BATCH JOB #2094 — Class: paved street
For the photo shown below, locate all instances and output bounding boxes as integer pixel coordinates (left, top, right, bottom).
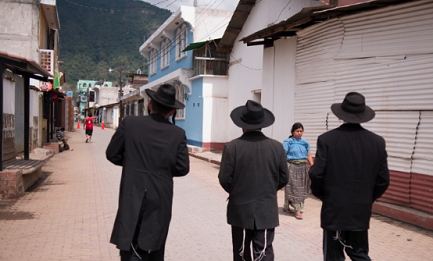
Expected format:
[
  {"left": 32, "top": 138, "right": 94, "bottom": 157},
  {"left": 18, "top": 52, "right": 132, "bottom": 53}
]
[{"left": 0, "top": 125, "right": 433, "bottom": 260}]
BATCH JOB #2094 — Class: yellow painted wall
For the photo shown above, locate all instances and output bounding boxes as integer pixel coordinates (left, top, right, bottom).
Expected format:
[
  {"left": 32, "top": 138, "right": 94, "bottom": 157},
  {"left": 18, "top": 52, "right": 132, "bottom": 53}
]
[{"left": 39, "top": 8, "right": 48, "bottom": 49}]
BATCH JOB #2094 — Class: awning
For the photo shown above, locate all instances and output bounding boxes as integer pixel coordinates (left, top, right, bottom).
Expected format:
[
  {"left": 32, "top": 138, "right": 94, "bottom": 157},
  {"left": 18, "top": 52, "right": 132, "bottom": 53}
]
[
  {"left": 182, "top": 39, "right": 221, "bottom": 52},
  {"left": 0, "top": 51, "right": 52, "bottom": 80},
  {"left": 240, "top": 0, "right": 413, "bottom": 44}
]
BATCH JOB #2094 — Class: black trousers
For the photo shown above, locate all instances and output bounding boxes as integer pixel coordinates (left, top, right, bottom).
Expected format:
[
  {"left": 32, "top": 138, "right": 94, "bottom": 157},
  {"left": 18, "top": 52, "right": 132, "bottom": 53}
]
[
  {"left": 323, "top": 229, "right": 371, "bottom": 261},
  {"left": 231, "top": 226, "right": 275, "bottom": 261},
  {"left": 120, "top": 243, "right": 166, "bottom": 261}
]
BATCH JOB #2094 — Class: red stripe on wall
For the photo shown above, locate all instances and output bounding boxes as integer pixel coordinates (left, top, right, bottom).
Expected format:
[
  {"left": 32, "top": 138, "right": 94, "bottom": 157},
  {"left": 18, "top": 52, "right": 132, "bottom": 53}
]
[
  {"left": 379, "top": 170, "right": 410, "bottom": 207},
  {"left": 202, "top": 142, "right": 226, "bottom": 151},
  {"left": 411, "top": 173, "right": 433, "bottom": 215}
]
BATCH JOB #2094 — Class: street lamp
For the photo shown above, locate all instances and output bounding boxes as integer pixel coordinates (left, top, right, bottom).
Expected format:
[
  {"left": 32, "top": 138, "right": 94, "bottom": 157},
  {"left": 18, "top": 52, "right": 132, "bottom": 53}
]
[{"left": 109, "top": 62, "right": 123, "bottom": 124}]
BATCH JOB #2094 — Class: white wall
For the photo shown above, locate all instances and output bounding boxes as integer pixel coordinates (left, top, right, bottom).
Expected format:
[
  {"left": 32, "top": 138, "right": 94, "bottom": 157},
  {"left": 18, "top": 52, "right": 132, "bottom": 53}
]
[
  {"left": 262, "top": 37, "right": 297, "bottom": 143},
  {"left": 30, "top": 89, "right": 39, "bottom": 127},
  {"left": 193, "top": 8, "right": 234, "bottom": 43},
  {"left": 3, "top": 71, "right": 15, "bottom": 114},
  {"left": 202, "top": 76, "right": 228, "bottom": 143},
  {"left": 226, "top": 0, "right": 324, "bottom": 141}
]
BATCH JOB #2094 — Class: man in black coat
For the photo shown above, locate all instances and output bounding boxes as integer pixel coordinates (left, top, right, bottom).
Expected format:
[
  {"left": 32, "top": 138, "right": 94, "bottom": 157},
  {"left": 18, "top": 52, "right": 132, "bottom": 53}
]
[
  {"left": 106, "top": 84, "right": 190, "bottom": 261},
  {"left": 309, "top": 92, "right": 390, "bottom": 261},
  {"left": 219, "top": 100, "right": 288, "bottom": 261}
]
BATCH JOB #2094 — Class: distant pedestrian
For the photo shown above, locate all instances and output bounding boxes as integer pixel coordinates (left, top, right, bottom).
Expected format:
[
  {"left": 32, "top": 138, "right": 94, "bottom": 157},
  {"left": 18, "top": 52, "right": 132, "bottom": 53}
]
[
  {"left": 309, "top": 92, "right": 390, "bottom": 261},
  {"left": 106, "top": 84, "right": 190, "bottom": 261},
  {"left": 282, "top": 122, "right": 314, "bottom": 220},
  {"left": 219, "top": 100, "right": 288, "bottom": 261},
  {"left": 56, "top": 127, "right": 73, "bottom": 151},
  {"left": 84, "top": 112, "right": 93, "bottom": 143}
]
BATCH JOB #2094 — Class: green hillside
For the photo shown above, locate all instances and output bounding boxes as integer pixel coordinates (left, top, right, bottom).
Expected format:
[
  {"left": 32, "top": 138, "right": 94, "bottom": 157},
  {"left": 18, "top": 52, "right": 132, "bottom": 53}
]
[{"left": 57, "top": 0, "right": 171, "bottom": 86}]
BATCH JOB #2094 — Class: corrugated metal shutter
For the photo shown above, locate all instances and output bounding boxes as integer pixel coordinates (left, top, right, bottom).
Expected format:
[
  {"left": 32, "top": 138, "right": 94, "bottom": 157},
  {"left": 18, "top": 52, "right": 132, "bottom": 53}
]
[
  {"left": 411, "top": 173, "right": 433, "bottom": 214},
  {"left": 294, "top": 0, "right": 433, "bottom": 212},
  {"left": 295, "top": 19, "right": 344, "bottom": 153},
  {"left": 336, "top": 0, "right": 433, "bottom": 59},
  {"left": 412, "top": 111, "right": 433, "bottom": 176},
  {"left": 380, "top": 170, "right": 411, "bottom": 207},
  {"left": 411, "top": 112, "right": 433, "bottom": 214}
]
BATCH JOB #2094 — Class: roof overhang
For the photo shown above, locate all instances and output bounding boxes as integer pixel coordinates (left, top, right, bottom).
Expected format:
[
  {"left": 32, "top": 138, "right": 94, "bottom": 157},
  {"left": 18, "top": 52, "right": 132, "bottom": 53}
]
[
  {"left": 40, "top": 0, "right": 60, "bottom": 30},
  {"left": 139, "top": 6, "right": 196, "bottom": 56},
  {"left": 215, "top": 0, "right": 256, "bottom": 53},
  {"left": 241, "top": 0, "right": 414, "bottom": 45},
  {"left": 0, "top": 51, "right": 52, "bottom": 81}
]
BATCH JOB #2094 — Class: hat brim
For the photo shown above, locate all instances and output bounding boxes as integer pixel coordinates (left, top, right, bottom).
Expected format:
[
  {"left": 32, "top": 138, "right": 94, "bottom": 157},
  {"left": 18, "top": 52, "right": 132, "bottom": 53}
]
[
  {"left": 230, "top": 106, "right": 275, "bottom": 129},
  {"left": 145, "top": 89, "right": 185, "bottom": 109},
  {"left": 331, "top": 103, "right": 375, "bottom": 123}
]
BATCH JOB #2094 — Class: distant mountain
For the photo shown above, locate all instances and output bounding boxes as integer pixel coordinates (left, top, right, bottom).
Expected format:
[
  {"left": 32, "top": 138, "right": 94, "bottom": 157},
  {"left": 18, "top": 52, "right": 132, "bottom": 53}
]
[{"left": 57, "top": 0, "right": 171, "bottom": 85}]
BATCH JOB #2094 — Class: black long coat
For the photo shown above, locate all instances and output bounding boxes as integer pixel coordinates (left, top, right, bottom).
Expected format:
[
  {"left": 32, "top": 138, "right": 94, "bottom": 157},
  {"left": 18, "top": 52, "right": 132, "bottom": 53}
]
[
  {"left": 309, "top": 123, "right": 390, "bottom": 231},
  {"left": 218, "top": 131, "right": 288, "bottom": 230},
  {"left": 106, "top": 114, "right": 190, "bottom": 252}
]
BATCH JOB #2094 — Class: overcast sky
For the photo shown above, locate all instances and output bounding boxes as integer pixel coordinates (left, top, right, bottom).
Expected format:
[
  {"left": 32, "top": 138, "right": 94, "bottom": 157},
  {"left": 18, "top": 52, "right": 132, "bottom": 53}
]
[{"left": 141, "top": 0, "right": 239, "bottom": 12}]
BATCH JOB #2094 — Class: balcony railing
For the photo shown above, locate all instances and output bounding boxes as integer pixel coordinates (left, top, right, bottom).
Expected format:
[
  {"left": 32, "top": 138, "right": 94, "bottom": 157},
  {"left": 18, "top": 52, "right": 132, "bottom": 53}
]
[
  {"left": 192, "top": 43, "right": 228, "bottom": 77},
  {"left": 40, "top": 49, "right": 54, "bottom": 75}
]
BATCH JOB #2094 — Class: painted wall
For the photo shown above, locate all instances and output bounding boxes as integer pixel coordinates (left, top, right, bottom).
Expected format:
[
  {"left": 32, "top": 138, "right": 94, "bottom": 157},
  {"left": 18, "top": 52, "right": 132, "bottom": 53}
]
[
  {"left": 0, "top": 1, "right": 40, "bottom": 61},
  {"left": 177, "top": 78, "right": 203, "bottom": 146},
  {"left": 104, "top": 106, "right": 119, "bottom": 128},
  {"left": 192, "top": 8, "right": 234, "bottom": 43},
  {"left": 202, "top": 76, "right": 228, "bottom": 146},
  {"left": 261, "top": 37, "right": 297, "bottom": 143},
  {"left": 226, "top": 0, "right": 324, "bottom": 142},
  {"left": 146, "top": 7, "right": 233, "bottom": 83},
  {"left": 148, "top": 23, "right": 194, "bottom": 83},
  {"left": 77, "top": 80, "right": 98, "bottom": 91},
  {"left": 3, "top": 72, "right": 15, "bottom": 114},
  {"left": 30, "top": 89, "right": 39, "bottom": 127}
]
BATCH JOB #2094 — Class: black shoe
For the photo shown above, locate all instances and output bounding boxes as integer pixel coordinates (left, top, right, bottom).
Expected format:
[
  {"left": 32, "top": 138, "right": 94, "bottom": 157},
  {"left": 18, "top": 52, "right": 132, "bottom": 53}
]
[{"left": 85, "top": 139, "right": 88, "bottom": 143}]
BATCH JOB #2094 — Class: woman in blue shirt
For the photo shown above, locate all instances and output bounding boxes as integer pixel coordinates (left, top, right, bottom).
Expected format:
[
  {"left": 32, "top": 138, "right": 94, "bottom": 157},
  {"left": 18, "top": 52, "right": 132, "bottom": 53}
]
[{"left": 282, "top": 123, "right": 314, "bottom": 219}]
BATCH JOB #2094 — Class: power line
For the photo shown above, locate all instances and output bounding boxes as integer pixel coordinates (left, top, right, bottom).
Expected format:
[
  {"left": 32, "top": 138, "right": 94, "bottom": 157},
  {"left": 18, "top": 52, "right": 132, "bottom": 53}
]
[{"left": 61, "top": 0, "right": 172, "bottom": 12}]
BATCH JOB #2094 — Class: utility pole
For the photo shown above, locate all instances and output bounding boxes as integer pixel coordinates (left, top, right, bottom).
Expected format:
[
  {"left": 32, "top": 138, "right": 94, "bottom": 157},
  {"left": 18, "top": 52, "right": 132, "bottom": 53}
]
[{"left": 119, "top": 62, "right": 123, "bottom": 124}]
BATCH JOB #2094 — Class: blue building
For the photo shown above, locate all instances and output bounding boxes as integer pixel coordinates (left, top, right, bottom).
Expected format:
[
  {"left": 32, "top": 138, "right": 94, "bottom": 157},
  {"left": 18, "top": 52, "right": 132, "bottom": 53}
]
[{"left": 138, "top": 6, "right": 233, "bottom": 151}]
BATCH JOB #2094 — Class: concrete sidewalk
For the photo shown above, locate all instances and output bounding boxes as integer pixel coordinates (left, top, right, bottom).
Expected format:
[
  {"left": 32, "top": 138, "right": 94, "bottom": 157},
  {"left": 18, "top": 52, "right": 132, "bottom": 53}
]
[{"left": 189, "top": 149, "right": 433, "bottom": 231}]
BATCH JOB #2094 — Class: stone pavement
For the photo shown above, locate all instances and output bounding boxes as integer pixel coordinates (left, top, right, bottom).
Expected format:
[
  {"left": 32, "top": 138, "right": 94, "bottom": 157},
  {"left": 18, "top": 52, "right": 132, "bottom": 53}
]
[{"left": 0, "top": 125, "right": 432, "bottom": 260}]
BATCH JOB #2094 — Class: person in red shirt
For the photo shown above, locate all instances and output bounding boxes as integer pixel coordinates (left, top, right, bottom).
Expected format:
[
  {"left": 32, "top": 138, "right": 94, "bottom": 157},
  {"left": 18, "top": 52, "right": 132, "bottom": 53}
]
[{"left": 84, "top": 112, "right": 94, "bottom": 143}]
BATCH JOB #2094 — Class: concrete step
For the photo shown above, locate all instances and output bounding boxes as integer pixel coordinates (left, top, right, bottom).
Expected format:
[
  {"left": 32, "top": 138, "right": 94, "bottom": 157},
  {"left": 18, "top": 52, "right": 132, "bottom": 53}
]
[{"left": 33, "top": 148, "right": 52, "bottom": 156}]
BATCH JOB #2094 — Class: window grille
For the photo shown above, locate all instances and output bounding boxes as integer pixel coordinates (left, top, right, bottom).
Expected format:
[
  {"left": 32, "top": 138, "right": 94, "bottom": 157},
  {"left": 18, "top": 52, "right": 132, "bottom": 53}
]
[{"left": 175, "top": 84, "right": 185, "bottom": 120}]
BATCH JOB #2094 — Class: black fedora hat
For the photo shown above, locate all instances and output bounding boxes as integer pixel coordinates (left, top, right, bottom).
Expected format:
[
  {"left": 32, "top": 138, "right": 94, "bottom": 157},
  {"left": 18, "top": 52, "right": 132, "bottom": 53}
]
[
  {"left": 331, "top": 92, "right": 375, "bottom": 123},
  {"left": 145, "top": 84, "right": 185, "bottom": 109},
  {"left": 230, "top": 100, "right": 275, "bottom": 129}
]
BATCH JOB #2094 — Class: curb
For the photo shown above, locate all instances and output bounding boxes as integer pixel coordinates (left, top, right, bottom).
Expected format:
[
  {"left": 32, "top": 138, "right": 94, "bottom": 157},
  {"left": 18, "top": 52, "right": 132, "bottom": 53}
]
[
  {"left": 373, "top": 202, "right": 433, "bottom": 230},
  {"left": 189, "top": 153, "right": 221, "bottom": 165}
]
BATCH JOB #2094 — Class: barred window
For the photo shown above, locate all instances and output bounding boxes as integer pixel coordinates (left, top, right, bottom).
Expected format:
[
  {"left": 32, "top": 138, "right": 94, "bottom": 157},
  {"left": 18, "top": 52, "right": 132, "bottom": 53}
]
[{"left": 175, "top": 84, "right": 185, "bottom": 120}]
